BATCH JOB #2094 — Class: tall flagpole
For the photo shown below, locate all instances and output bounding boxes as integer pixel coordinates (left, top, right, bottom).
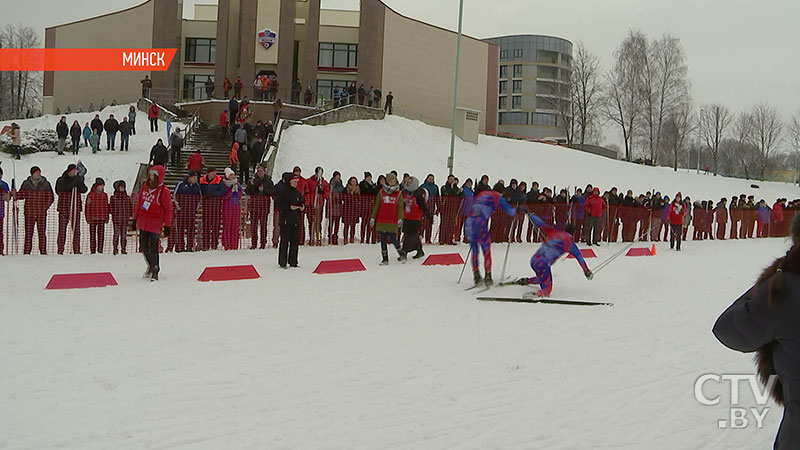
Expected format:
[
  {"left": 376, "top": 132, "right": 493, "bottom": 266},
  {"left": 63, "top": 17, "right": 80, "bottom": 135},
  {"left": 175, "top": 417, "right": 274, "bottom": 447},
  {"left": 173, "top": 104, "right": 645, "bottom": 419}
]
[{"left": 447, "top": 0, "right": 465, "bottom": 176}]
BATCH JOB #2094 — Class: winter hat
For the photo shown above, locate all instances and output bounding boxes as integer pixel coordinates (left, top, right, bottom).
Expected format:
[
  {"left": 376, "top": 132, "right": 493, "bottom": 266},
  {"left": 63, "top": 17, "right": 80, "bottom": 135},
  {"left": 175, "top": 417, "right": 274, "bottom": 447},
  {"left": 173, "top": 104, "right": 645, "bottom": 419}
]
[
  {"left": 113, "top": 180, "right": 126, "bottom": 191},
  {"left": 94, "top": 177, "right": 105, "bottom": 186},
  {"left": 187, "top": 170, "right": 199, "bottom": 178},
  {"left": 30, "top": 166, "right": 41, "bottom": 175},
  {"left": 290, "top": 175, "right": 301, "bottom": 184},
  {"left": 66, "top": 163, "right": 77, "bottom": 174},
  {"left": 224, "top": 167, "right": 235, "bottom": 178},
  {"left": 293, "top": 166, "right": 302, "bottom": 173},
  {"left": 386, "top": 172, "right": 398, "bottom": 185},
  {"left": 593, "top": 187, "right": 600, "bottom": 194},
  {"left": 364, "top": 171, "right": 371, "bottom": 178},
  {"left": 206, "top": 167, "right": 217, "bottom": 173},
  {"left": 405, "top": 176, "right": 420, "bottom": 192}
]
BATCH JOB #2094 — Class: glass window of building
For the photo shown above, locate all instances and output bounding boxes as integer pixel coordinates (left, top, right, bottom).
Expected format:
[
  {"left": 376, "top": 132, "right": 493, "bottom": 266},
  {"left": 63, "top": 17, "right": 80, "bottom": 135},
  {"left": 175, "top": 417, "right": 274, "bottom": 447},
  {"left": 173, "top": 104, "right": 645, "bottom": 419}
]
[
  {"left": 499, "top": 112, "right": 527, "bottom": 125},
  {"left": 513, "top": 49, "right": 523, "bottom": 58},
  {"left": 318, "top": 43, "right": 358, "bottom": 68},
  {"left": 498, "top": 96, "right": 507, "bottom": 110},
  {"left": 512, "top": 96, "right": 522, "bottom": 110},
  {"left": 513, "top": 64, "right": 522, "bottom": 77},
  {"left": 500, "top": 49, "right": 508, "bottom": 59},
  {"left": 499, "top": 80, "right": 507, "bottom": 94},
  {"left": 183, "top": 75, "right": 213, "bottom": 100},
  {"left": 316, "top": 79, "right": 351, "bottom": 101},
  {"left": 185, "top": 38, "right": 216, "bottom": 63},
  {"left": 512, "top": 80, "right": 522, "bottom": 94},
  {"left": 499, "top": 65, "right": 508, "bottom": 79},
  {"left": 531, "top": 113, "right": 557, "bottom": 126}
]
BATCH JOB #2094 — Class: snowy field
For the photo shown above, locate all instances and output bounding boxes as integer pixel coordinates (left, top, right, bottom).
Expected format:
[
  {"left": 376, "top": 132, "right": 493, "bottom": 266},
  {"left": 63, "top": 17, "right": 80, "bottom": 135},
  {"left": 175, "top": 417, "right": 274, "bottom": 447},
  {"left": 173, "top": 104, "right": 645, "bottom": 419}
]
[
  {"left": 0, "top": 237, "right": 788, "bottom": 449},
  {"left": 278, "top": 116, "right": 800, "bottom": 202},
  {"left": 0, "top": 104, "right": 173, "bottom": 187}
]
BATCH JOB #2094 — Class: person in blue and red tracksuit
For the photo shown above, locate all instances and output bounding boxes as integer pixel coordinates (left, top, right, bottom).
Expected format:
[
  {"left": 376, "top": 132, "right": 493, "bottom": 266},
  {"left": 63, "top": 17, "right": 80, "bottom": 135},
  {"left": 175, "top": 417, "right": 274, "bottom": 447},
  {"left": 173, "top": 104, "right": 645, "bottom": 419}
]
[
  {"left": 133, "top": 165, "right": 173, "bottom": 281},
  {"left": 465, "top": 182, "right": 517, "bottom": 287},
  {"left": 513, "top": 213, "right": 593, "bottom": 297}
]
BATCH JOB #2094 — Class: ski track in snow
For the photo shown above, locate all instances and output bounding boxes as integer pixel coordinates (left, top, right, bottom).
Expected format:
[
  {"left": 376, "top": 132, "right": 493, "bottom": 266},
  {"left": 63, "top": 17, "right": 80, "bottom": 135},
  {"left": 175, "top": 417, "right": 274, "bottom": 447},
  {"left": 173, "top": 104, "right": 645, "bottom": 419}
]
[{"left": 0, "top": 238, "right": 788, "bottom": 449}]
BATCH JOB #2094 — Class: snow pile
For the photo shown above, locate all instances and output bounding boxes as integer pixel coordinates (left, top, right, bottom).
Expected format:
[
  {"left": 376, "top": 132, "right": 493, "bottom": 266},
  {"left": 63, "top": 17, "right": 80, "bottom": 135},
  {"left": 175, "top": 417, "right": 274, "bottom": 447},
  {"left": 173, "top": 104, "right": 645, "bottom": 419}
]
[
  {"left": 278, "top": 115, "right": 800, "bottom": 202},
  {"left": 0, "top": 104, "right": 173, "bottom": 187},
  {"left": 0, "top": 239, "right": 786, "bottom": 449}
]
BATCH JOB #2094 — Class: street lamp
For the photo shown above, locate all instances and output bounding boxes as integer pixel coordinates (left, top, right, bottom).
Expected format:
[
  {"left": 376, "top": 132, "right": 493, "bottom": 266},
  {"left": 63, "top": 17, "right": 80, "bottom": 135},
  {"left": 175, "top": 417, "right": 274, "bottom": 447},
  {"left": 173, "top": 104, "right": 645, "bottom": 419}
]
[{"left": 447, "top": 0, "right": 465, "bottom": 176}]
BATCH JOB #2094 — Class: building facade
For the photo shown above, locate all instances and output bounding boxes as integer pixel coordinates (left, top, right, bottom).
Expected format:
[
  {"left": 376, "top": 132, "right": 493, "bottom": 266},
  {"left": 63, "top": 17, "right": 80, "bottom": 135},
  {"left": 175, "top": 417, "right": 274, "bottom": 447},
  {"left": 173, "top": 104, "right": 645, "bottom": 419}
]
[
  {"left": 43, "top": 0, "right": 498, "bottom": 134},
  {"left": 483, "top": 35, "right": 572, "bottom": 140}
]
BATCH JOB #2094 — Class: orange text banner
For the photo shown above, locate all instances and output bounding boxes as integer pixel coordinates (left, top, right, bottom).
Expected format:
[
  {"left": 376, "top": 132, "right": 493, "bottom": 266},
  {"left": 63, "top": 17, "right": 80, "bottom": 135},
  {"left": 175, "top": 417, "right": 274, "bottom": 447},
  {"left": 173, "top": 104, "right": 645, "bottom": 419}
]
[{"left": 0, "top": 48, "right": 177, "bottom": 71}]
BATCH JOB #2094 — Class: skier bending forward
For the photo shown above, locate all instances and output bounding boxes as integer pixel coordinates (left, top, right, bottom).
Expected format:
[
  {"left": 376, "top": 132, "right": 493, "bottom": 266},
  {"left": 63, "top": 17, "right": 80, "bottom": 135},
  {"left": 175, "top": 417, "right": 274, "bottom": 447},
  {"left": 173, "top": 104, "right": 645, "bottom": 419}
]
[
  {"left": 514, "top": 213, "right": 594, "bottom": 297},
  {"left": 465, "top": 183, "right": 517, "bottom": 287}
]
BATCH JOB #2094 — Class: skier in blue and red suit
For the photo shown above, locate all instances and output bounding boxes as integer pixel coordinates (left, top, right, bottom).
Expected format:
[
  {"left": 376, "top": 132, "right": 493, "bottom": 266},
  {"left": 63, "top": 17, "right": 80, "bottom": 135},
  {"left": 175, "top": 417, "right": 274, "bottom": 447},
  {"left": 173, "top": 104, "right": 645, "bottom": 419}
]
[
  {"left": 465, "top": 182, "right": 517, "bottom": 287},
  {"left": 514, "top": 213, "right": 594, "bottom": 297}
]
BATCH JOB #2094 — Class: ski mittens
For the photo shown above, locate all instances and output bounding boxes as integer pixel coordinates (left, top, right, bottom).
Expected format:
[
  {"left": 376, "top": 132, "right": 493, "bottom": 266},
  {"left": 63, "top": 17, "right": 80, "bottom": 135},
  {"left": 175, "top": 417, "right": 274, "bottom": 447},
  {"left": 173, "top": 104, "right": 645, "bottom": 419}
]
[
  {"left": 584, "top": 269, "right": 594, "bottom": 280},
  {"left": 163, "top": 226, "right": 171, "bottom": 237}
]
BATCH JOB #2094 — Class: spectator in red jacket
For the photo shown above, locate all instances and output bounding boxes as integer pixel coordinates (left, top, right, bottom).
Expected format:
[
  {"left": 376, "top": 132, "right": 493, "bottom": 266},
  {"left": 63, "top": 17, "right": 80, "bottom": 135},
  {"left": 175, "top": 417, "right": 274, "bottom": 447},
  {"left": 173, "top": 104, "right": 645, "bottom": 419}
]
[
  {"left": 85, "top": 178, "right": 109, "bottom": 254},
  {"left": 772, "top": 199, "right": 785, "bottom": 237},
  {"left": 17, "top": 166, "right": 54, "bottom": 255},
  {"left": 147, "top": 103, "right": 160, "bottom": 132},
  {"left": 219, "top": 109, "right": 229, "bottom": 139},
  {"left": 110, "top": 180, "right": 133, "bottom": 255},
  {"left": 583, "top": 187, "right": 606, "bottom": 246},
  {"left": 667, "top": 192, "right": 685, "bottom": 251},
  {"left": 187, "top": 149, "right": 205, "bottom": 174},
  {"left": 134, "top": 165, "right": 173, "bottom": 281},
  {"left": 222, "top": 77, "right": 232, "bottom": 99},
  {"left": 301, "top": 166, "right": 330, "bottom": 246}
]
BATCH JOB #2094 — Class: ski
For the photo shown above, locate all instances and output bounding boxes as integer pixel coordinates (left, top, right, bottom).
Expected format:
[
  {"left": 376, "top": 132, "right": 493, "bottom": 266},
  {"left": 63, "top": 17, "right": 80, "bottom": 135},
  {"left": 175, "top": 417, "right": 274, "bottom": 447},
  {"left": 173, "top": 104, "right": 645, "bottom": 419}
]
[{"left": 476, "top": 296, "right": 613, "bottom": 307}]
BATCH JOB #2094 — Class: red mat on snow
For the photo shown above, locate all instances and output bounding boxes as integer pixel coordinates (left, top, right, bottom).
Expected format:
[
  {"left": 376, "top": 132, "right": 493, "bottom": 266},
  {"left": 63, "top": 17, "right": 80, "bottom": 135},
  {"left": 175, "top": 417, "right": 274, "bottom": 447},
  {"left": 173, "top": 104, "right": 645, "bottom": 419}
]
[
  {"left": 198, "top": 265, "right": 261, "bottom": 282},
  {"left": 422, "top": 253, "right": 465, "bottom": 266},
  {"left": 313, "top": 259, "right": 367, "bottom": 274},
  {"left": 567, "top": 249, "right": 597, "bottom": 259},
  {"left": 46, "top": 272, "right": 118, "bottom": 290},
  {"left": 626, "top": 248, "right": 654, "bottom": 257}
]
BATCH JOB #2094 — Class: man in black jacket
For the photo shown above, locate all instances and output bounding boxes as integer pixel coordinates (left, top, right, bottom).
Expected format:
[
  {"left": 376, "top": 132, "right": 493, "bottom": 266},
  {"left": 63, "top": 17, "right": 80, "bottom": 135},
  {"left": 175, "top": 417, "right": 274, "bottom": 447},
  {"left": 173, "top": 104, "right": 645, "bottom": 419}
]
[
  {"left": 119, "top": 117, "right": 132, "bottom": 151},
  {"left": 55, "top": 164, "right": 88, "bottom": 254},
  {"left": 246, "top": 164, "right": 275, "bottom": 249},
  {"left": 150, "top": 139, "right": 169, "bottom": 167},
  {"left": 104, "top": 114, "right": 119, "bottom": 150},
  {"left": 18, "top": 166, "right": 54, "bottom": 254},
  {"left": 276, "top": 174, "right": 304, "bottom": 268},
  {"left": 90, "top": 115, "right": 103, "bottom": 147},
  {"left": 55, "top": 116, "right": 69, "bottom": 155}
]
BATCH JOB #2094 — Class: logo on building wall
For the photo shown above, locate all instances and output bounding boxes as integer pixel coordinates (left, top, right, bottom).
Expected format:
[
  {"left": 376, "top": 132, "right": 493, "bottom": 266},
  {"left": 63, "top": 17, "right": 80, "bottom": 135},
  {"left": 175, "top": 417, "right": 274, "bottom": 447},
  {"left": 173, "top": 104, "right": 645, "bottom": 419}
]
[{"left": 258, "top": 29, "right": 277, "bottom": 50}]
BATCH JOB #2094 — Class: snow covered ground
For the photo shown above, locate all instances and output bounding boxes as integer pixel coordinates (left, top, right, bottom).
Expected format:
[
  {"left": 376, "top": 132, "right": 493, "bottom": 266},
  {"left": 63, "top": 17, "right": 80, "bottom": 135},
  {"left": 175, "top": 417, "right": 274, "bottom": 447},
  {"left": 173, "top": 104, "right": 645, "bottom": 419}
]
[
  {"left": 0, "top": 237, "right": 788, "bottom": 449},
  {"left": 278, "top": 115, "right": 800, "bottom": 202},
  {"left": 0, "top": 104, "right": 174, "bottom": 188}
]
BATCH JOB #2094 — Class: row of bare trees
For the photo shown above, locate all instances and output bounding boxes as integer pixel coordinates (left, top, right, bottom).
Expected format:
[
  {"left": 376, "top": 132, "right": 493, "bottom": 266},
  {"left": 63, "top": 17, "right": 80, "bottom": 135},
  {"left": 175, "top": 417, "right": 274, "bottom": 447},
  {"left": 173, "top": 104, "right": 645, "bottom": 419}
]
[
  {"left": 551, "top": 28, "right": 797, "bottom": 182},
  {"left": 0, "top": 23, "right": 42, "bottom": 120}
]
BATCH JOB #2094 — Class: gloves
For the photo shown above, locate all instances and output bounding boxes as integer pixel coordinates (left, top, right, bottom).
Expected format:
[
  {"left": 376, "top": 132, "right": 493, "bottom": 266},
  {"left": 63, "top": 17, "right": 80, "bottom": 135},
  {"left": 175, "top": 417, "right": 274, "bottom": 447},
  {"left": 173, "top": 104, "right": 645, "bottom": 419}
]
[
  {"left": 163, "top": 226, "right": 171, "bottom": 237},
  {"left": 397, "top": 219, "right": 403, "bottom": 228},
  {"left": 369, "top": 218, "right": 375, "bottom": 228},
  {"left": 584, "top": 269, "right": 594, "bottom": 280},
  {"left": 232, "top": 184, "right": 239, "bottom": 192}
]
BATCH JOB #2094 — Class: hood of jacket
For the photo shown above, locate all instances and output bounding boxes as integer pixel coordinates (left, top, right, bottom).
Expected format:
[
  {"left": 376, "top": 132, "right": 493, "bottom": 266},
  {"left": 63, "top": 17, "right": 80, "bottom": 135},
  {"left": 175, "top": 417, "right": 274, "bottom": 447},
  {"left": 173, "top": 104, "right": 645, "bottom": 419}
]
[
  {"left": 404, "top": 176, "right": 420, "bottom": 193},
  {"left": 148, "top": 165, "right": 166, "bottom": 185}
]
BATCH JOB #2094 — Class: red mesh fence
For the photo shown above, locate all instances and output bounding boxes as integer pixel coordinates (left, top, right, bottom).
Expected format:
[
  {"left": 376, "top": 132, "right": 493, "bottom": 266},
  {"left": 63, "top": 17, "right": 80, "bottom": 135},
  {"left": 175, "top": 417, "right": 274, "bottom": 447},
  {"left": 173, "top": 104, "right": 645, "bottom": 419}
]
[{"left": 1, "top": 195, "right": 794, "bottom": 256}]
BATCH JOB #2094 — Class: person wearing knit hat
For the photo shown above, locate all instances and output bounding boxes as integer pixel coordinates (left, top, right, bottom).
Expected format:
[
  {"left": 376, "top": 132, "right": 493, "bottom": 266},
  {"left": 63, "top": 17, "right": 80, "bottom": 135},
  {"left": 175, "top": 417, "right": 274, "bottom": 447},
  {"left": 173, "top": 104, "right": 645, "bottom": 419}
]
[
  {"left": 301, "top": 166, "right": 329, "bottom": 246},
  {"left": 110, "top": 180, "right": 132, "bottom": 255},
  {"left": 276, "top": 174, "right": 305, "bottom": 268},
  {"left": 370, "top": 172, "right": 405, "bottom": 265},
  {"left": 18, "top": 165, "right": 54, "bottom": 254},
  {"left": 199, "top": 165, "right": 225, "bottom": 250},
  {"left": 86, "top": 177, "right": 109, "bottom": 254},
  {"left": 221, "top": 167, "right": 242, "bottom": 250},
  {"left": 667, "top": 192, "right": 685, "bottom": 251},
  {"left": 134, "top": 165, "right": 172, "bottom": 280},
  {"left": 54, "top": 163, "right": 89, "bottom": 254}
]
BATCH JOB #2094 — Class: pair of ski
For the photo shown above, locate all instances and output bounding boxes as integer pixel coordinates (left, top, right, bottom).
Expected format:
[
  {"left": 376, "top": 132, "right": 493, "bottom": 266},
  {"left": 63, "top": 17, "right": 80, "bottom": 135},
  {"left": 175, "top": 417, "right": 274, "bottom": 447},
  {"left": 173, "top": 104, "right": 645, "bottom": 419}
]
[{"left": 467, "top": 279, "right": 613, "bottom": 307}]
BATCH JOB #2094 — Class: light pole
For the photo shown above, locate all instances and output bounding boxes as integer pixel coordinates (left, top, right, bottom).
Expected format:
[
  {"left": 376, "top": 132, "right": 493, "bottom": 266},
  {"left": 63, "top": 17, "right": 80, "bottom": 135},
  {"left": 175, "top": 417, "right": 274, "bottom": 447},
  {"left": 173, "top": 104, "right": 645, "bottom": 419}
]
[
  {"left": 447, "top": 0, "right": 465, "bottom": 176},
  {"left": 696, "top": 142, "right": 701, "bottom": 174}
]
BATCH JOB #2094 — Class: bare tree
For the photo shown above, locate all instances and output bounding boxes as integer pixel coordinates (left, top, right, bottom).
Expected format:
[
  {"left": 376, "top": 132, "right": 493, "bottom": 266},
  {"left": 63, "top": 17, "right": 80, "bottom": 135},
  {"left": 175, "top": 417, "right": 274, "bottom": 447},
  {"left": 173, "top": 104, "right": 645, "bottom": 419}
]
[
  {"left": 639, "top": 34, "right": 691, "bottom": 166},
  {"left": 571, "top": 42, "right": 603, "bottom": 147},
  {"left": 0, "top": 23, "right": 42, "bottom": 120},
  {"left": 788, "top": 111, "right": 800, "bottom": 184},
  {"left": 696, "top": 104, "right": 732, "bottom": 176},
  {"left": 732, "top": 111, "right": 760, "bottom": 180},
  {"left": 662, "top": 103, "right": 695, "bottom": 171},
  {"left": 603, "top": 30, "right": 647, "bottom": 162},
  {"left": 749, "top": 103, "right": 784, "bottom": 181}
]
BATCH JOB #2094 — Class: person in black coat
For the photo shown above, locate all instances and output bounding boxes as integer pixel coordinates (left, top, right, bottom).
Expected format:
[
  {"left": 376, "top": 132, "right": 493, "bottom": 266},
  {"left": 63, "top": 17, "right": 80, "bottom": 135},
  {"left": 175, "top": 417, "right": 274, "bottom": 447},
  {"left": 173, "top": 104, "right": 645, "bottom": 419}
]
[
  {"left": 90, "top": 115, "right": 103, "bottom": 145},
  {"left": 249, "top": 135, "right": 266, "bottom": 169},
  {"left": 56, "top": 116, "right": 69, "bottom": 155},
  {"left": 69, "top": 120, "right": 82, "bottom": 154},
  {"left": 713, "top": 213, "right": 800, "bottom": 449},
  {"left": 104, "top": 114, "right": 120, "bottom": 150},
  {"left": 150, "top": 139, "right": 169, "bottom": 167},
  {"left": 118, "top": 117, "right": 132, "bottom": 151},
  {"left": 55, "top": 164, "right": 88, "bottom": 254},
  {"left": 276, "top": 174, "right": 304, "bottom": 268},
  {"left": 246, "top": 165, "right": 275, "bottom": 249}
]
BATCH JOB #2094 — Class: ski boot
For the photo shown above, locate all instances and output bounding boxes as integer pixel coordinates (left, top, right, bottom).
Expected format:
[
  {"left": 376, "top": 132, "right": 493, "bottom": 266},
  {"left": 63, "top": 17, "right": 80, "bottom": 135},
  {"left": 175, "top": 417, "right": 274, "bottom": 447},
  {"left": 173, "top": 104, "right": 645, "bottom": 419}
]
[
  {"left": 150, "top": 265, "right": 160, "bottom": 281},
  {"left": 380, "top": 251, "right": 389, "bottom": 266},
  {"left": 514, "top": 277, "right": 529, "bottom": 286},
  {"left": 397, "top": 250, "right": 407, "bottom": 263},
  {"left": 484, "top": 273, "right": 493, "bottom": 287},
  {"left": 473, "top": 270, "right": 483, "bottom": 286},
  {"left": 412, "top": 249, "right": 425, "bottom": 260}
]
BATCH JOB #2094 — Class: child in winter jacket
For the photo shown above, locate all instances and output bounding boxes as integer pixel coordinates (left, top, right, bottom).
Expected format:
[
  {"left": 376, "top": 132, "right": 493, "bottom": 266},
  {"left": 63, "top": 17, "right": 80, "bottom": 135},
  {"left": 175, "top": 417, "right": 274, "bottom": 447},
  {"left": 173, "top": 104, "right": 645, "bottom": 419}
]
[
  {"left": 110, "top": 180, "right": 133, "bottom": 254},
  {"left": 85, "top": 178, "right": 109, "bottom": 254},
  {"left": 89, "top": 129, "right": 100, "bottom": 153},
  {"left": 82, "top": 123, "right": 91, "bottom": 147}
]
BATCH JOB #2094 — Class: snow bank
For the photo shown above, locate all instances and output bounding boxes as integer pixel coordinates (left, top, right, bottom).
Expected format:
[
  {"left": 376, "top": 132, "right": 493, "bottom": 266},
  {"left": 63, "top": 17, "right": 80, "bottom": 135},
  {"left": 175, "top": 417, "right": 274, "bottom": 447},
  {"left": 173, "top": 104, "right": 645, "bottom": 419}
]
[
  {"left": 278, "top": 115, "right": 800, "bottom": 202},
  {"left": 0, "top": 104, "right": 174, "bottom": 188}
]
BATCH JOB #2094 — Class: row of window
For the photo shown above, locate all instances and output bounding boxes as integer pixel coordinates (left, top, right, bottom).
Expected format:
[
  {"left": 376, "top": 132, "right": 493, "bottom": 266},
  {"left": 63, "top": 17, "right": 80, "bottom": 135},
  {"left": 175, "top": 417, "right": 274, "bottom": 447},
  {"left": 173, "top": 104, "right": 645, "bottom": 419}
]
[
  {"left": 499, "top": 49, "right": 524, "bottom": 59},
  {"left": 498, "top": 112, "right": 558, "bottom": 126},
  {"left": 499, "top": 64, "right": 523, "bottom": 79},
  {"left": 499, "top": 80, "right": 522, "bottom": 94},
  {"left": 318, "top": 43, "right": 358, "bottom": 68},
  {"left": 185, "top": 38, "right": 216, "bottom": 63},
  {"left": 498, "top": 96, "right": 521, "bottom": 110},
  {"left": 183, "top": 74, "right": 213, "bottom": 100}
]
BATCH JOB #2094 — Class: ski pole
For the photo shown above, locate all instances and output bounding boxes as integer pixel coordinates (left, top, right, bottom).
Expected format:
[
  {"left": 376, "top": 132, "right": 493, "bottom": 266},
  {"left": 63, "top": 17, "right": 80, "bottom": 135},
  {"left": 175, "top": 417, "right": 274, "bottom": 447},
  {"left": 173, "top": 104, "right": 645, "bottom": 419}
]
[
  {"left": 499, "top": 203, "right": 518, "bottom": 281},
  {"left": 457, "top": 245, "right": 472, "bottom": 284},
  {"left": 592, "top": 216, "right": 660, "bottom": 274}
]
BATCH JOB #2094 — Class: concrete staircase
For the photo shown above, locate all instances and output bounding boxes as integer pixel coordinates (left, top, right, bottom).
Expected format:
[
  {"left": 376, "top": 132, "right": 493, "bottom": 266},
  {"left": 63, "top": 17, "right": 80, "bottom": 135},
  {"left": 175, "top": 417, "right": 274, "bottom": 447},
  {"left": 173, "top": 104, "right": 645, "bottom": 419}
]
[{"left": 163, "top": 124, "right": 231, "bottom": 187}]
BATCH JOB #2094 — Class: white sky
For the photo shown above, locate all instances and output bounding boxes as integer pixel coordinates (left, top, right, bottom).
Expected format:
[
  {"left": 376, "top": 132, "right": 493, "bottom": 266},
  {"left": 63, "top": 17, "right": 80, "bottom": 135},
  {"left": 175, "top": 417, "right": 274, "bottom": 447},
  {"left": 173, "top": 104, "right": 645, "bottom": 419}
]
[{"left": 6, "top": 0, "right": 800, "bottom": 131}]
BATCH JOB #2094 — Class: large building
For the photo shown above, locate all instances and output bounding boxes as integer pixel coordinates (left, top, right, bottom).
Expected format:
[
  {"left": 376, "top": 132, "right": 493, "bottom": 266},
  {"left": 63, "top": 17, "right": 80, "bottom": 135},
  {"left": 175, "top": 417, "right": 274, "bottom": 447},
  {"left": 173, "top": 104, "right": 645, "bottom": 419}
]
[
  {"left": 43, "top": 0, "right": 498, "bottom": 134},
  {"left": 484, "top": 34, "right": 573, "bottom": 141}
]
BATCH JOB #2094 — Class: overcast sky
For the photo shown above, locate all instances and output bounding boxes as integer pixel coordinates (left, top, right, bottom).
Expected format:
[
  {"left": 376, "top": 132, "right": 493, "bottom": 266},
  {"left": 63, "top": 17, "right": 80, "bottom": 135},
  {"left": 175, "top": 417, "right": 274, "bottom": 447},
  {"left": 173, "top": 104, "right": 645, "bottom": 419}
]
[{"left": 7, "top": 0, "right": 799, "bottom": 135}]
